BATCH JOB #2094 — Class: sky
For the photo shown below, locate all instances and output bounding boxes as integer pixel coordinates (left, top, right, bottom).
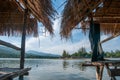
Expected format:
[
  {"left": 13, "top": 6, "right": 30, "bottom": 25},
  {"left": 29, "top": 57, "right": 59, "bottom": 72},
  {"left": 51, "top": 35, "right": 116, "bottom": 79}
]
[{"left": 0, "top": 0, "right": 120, "bottom": 55}]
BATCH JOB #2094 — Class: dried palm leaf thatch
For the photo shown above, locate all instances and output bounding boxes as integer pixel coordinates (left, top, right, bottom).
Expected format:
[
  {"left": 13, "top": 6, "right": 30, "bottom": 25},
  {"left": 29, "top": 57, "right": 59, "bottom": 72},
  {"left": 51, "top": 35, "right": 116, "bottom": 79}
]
[
  {"left": 61, "top": 0, "right": 120, "bottom": 38},
  {"left": 101, "top": 24, "right": 120, "bottom": 35},
  {"left": 0, "top": 0, "right": 38, "bottom": 37},
  {"left": 61, "top": 0, "right": 102, "bottom": 38},
  {"left": 19, "top": 0, "right": 56, "bottom": 34}
]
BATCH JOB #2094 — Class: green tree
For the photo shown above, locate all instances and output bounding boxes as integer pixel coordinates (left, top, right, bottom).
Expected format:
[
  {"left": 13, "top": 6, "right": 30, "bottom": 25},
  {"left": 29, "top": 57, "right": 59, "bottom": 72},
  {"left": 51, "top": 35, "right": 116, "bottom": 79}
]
[{"left": 62, "top": 50, "right": 70, "bottom": 58}]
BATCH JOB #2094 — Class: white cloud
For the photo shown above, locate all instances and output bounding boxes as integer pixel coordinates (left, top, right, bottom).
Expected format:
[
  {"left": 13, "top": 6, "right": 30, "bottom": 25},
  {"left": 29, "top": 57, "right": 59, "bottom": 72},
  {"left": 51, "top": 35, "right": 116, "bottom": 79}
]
[
  {"left": 24, "top": 18, "right": 91, "bottom": 55},
  {"left": 0, "top": 17, "right": 120, "bottom": 55},
  {"left": 41, "top": 38, "right": 90, "bottom": 55}
]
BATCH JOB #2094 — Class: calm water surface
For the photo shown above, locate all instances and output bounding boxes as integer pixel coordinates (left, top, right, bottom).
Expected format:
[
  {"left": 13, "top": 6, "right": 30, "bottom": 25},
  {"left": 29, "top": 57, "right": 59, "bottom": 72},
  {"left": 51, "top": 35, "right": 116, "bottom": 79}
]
[{"left": 0, "top": 58, "right": 120, "bottom": 80}]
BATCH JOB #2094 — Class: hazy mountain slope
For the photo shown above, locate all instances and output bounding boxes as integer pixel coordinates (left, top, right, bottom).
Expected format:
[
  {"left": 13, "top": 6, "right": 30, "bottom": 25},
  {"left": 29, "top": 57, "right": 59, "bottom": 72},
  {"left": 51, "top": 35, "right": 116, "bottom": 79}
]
[{"left": 0, "top": 46, "right": 60, "bottom": 58}]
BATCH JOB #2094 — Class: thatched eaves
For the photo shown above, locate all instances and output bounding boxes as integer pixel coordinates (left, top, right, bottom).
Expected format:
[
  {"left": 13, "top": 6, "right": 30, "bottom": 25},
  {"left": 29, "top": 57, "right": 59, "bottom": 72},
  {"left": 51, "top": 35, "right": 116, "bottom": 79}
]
[
  {"left": 0, "top": 0, "right": 38, "bottom": 37},
  {"left": 0, "top": 0, "right": 56, "bottom": 36},
  {"left": 61, "top": 0, "right": 120, "bottom": 38},
  {"left": 19, "top": 0, "right": 56, "bottom": 34}
]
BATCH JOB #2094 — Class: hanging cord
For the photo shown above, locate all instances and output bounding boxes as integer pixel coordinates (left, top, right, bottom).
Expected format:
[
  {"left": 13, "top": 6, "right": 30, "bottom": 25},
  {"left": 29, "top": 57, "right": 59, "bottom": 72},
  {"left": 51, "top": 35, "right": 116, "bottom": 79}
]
[{"left": 38, "top": 36, "right": 41, "bottom": 48}]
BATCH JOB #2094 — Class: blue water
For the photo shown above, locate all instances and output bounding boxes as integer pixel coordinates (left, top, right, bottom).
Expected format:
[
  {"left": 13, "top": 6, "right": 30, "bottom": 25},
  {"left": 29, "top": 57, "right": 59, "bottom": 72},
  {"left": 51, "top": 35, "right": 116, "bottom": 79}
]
[{"left": 0, "top": 58, "right": 120, "bottom": 80}]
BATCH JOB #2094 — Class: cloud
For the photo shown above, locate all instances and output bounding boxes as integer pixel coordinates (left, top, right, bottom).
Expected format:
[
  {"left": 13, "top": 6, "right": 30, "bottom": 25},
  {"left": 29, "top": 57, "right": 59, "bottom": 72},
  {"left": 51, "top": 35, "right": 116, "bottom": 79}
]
[
  {"left": 42, "top": 38, "right": 90, "bottom": 55},
  {"left": 0, "top": 15, "right": 120, "bottom": 55},
  {"left": 24, "top": 18, "right": 91, "bottom": 55}
]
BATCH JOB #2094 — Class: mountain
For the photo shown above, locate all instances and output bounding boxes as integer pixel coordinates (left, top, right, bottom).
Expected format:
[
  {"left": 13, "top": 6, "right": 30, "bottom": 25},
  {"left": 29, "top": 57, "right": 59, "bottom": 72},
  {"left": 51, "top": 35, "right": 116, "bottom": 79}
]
[
  {"left": 0, "top": 46, "right": 60, "bottom": 58},
  {"left": 0, "top": 46, "right": 20, "bottom": 58},
  {"left": 26, "top": 50, "right": 60, "bottom": 58}
]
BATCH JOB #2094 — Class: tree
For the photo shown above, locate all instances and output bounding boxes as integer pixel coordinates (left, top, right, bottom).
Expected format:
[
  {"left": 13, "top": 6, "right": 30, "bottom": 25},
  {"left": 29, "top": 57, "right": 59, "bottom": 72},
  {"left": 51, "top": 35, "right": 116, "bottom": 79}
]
[
  {"left": 62, "top": 50, "right": 70, "bottom": 58},
  {"left": 77, "top": 47, "right": 87, "bottom": 57}
]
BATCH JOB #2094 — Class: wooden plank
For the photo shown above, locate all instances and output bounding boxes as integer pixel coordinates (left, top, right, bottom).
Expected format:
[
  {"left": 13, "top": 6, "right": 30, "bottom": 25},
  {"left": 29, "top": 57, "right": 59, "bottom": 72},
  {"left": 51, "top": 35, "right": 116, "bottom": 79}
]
[
  {"left": 0, "top": 68, "right": 31, "bottom": 80},
  {"left": 10, "top": 68, "right": 31, "bottom": 78},
  {"left": 82, "top": 60, "right": 120, "bottom": 67},
  {"left": 110, "top": 69, "right": 120, "bottom": 77},
  {"left": 83, "top": 60, "right": 120, "bottom": 80},
  {"left": 0, "top": 68, "right": 20, "bottom": 71}
]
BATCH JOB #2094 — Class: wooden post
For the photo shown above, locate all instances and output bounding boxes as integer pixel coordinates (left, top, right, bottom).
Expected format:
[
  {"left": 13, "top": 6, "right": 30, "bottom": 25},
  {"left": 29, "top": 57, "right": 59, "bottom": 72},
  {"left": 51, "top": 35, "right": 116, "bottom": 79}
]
[
  {"left": 105, "top": 63, "right": 116, "bottom": 80},
  {"left": 19, "top": 8, "right": 28, "bottom": 80},
  {"left": 20, "top": 8, "right": 28, "bottom": 69},
  {"left": 96, "top": 66, "right": 104, "bottom": 80},
  {"left": 19, "top": 0, "right": 28, "bottom": 79},
  {"left": 89, "top": 18, "right": 104, "bottom": 61}
]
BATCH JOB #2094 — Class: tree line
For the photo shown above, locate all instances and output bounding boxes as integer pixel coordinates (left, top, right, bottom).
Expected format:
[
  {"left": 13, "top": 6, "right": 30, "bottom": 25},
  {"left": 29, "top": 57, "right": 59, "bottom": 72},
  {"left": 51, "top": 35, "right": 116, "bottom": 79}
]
[
  {"left": 62, "top": 47, "right": 120, "bottom": 58},
  {"left": 0, "top": 52, "right": 59, "bottom": 59}
]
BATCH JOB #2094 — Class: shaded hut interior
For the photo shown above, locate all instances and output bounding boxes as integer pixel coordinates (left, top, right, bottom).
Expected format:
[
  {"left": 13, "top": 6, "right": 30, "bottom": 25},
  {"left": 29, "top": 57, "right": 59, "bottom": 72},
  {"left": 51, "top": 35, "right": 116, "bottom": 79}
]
[
  {"left": 60, "top": 0, "right": 120, "bottom": 61},
  {"left": 61, "top": 0, "right": 120, "bottom": 37},
  {"left": 0, "top": 0, "right": 56, "bottom": 71}
]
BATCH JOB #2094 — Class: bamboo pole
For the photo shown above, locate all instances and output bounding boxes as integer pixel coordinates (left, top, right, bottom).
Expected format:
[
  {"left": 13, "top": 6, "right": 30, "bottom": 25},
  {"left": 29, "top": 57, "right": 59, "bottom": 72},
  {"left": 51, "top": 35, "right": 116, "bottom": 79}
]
[
  {"left": 100, "top": 33, "right": 120, "bottom": 44},
  {"left": 20, "top": 9, "right": 28, "bottom": 69},
  {"left": 19, "top": 8, "right": 28, "bottom": 80},
  {"left": 0, "top": 40, "right": 21, "bottom": 50},
  {"left": 19, "top": 0, "right": 28, "bottom": 79}
]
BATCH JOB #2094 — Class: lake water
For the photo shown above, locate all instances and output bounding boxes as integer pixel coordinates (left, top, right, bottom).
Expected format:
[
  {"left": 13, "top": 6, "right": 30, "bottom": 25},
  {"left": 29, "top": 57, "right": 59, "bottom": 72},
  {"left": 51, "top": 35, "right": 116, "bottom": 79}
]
[{"left": 0, "top": 58, "right": 120, "bottom": 80}]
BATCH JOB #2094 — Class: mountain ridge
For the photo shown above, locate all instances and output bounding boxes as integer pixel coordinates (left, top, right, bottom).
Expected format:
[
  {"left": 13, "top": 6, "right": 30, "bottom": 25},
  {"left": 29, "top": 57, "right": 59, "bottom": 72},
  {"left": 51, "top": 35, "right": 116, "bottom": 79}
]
[{"left": 0, "top": 46, "right": 60, "bottom": 58}]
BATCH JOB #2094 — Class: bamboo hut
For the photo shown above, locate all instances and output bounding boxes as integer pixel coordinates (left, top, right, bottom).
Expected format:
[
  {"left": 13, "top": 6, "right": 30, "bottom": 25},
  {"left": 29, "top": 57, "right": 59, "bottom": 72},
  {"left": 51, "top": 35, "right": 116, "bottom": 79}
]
[
  {"left": 61, "top": 1, "right": 120, "bottom": 79},
  {"left": 61, "top": 0, "right": 120, "bottom": 61},
  {"left": 0, "top": 0, "right": 55, "bottom": 72}
]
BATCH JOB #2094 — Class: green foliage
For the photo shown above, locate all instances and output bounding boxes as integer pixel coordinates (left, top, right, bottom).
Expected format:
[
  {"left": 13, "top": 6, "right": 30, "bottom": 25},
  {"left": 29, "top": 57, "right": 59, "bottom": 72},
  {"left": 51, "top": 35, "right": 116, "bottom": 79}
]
[
  {"left": 62, "top": 47, "right": 120, "bottom": 59},
  {"left": 105, "top": 50, "right": 120, "bottom": 58},
  {"left": 62, "top": 50, "right": 70, "bottom": 58},
  {"left": 62, "top": 47, "right": 91, "bottom": 58},
  {"left": 71, "top": 47, "right": 91, "bottom": 58}
]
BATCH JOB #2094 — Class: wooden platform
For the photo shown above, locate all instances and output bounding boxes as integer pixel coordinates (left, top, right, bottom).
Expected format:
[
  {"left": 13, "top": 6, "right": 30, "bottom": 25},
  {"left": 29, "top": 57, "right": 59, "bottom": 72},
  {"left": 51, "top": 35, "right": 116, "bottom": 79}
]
[
  {"left": 0, "top": 67, "right": 31, "bottom": 80},
  {"left": 82, "top": 60, "right": 120, "bottom": 80}
]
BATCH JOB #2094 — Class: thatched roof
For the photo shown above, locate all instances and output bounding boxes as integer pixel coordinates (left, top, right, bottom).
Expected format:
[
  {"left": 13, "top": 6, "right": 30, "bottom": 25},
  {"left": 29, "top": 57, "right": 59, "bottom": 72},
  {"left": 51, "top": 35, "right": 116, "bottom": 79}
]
[
  {"left": 61, "top": 0, "right": 120, "bottom": 38},
  {"left": 0, "top": 0, "right": 56, "bottom": 36},
  {"left": 19, "top": 0, "right": 56, "bottom": 34}
]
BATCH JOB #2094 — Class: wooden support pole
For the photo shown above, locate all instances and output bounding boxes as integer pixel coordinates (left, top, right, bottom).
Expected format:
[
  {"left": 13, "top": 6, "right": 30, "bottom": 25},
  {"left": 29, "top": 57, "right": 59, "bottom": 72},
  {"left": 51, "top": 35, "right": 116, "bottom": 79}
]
[
  {"left": 96, "top": 66, "right": 104, "bottom": 80},
  {"left": 89, "top": 18, "right": 96, "bottom": 61},
  {"left": 20, "top": 8, "right": 28, "bottom": 69},
  {"left": 89, "top": 19, "right": 99, "bottom": 61},
  {"left": 105, "top": 64, "right": 116, "bottom": 80},
  {"left": 89, "top": 18, "right": 104, "bottom": 61},
  {"left": 19, "top": 0, "right": 28, "bottom": 79}
]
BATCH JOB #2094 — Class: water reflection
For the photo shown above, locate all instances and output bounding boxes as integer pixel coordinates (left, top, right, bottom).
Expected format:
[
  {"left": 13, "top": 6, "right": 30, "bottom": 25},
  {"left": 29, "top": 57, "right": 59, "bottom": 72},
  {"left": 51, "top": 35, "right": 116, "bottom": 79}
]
[
  {"left": 0, "top": 58, "right": 113, "bottom": 80},
  {"left": 62, "top": 59, "right": 86, "bottom": 71},
  {"left": 63, "top": 60, "right": 69, "bottom": 70},
  {"left": 0, "top": 59, "right": 19, "bottom": 68}
]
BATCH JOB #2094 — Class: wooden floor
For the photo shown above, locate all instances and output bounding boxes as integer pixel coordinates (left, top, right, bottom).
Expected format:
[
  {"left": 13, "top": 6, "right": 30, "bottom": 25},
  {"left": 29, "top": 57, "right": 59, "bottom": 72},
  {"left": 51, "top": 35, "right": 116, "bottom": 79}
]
[
  {"left": 82, "top": 60, "right": 120, "bottom": 80},
  {"left": 0, "top": 67, "right": 31, "bottom": 80}
]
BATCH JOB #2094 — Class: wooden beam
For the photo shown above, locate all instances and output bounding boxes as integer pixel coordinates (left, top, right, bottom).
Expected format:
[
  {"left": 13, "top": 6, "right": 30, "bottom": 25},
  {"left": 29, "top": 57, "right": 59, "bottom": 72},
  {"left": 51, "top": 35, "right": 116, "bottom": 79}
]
[
  {"left": 0, "top": 68, "right": 31, "bottom": 80},
  {"left": 74, "top": 27, "right": 89, "bottom": 29},
  {"left": 100, "top": 33, "right": 120, "bottom": 44},
  {"left": 0, "top": 40, "right": 21, "bottom": 50},
  {"left": 13, "top": 0, "right": 24, "bottom": 13},
  {"left": 94, "top": 15, "right": 120, "bottom": 18}
]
